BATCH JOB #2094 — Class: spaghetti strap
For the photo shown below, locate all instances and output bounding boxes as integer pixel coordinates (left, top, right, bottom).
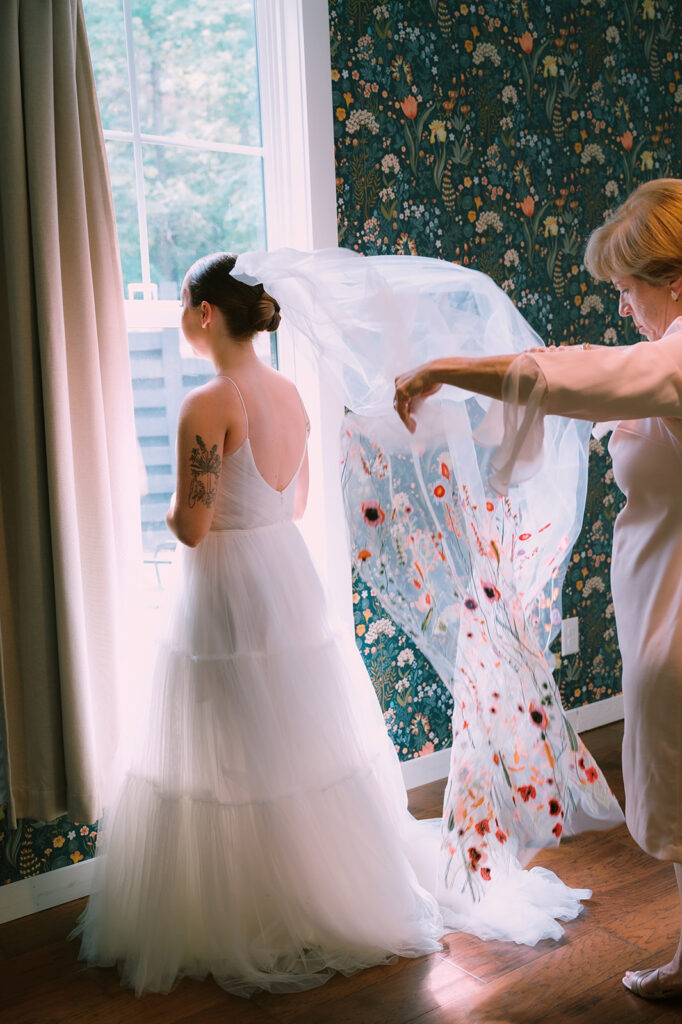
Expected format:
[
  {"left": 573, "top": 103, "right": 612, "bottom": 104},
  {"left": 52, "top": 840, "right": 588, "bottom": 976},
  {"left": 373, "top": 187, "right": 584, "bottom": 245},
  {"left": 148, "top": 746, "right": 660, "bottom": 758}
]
[{"left": 216, "top": 375, "right": 249, "bottom": 436}]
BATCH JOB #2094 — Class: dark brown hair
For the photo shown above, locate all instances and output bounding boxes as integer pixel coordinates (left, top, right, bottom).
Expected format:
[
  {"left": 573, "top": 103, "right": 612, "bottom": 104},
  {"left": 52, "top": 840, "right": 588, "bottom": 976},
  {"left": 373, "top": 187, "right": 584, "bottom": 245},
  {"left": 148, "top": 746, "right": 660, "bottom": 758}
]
[{"left": 184, "top": 252, "right": 281, "bottom": 337}]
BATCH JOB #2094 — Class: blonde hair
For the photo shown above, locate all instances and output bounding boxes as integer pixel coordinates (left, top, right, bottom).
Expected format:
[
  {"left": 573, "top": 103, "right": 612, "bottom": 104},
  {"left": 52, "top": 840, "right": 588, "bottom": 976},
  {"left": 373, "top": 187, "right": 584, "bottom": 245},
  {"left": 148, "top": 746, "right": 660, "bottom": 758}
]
[{"left": 584, "top": 178, "right": 682, "bottom": 286}]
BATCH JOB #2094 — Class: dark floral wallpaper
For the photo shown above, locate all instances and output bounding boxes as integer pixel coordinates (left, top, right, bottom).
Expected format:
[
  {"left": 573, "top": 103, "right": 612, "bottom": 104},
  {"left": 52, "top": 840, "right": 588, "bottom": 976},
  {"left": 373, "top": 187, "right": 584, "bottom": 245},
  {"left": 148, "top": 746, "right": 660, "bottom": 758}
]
[
  {"left": 331, "top": 0, "right": 681, "bottom": 759},
  {"left": 2, "top": 0, "right": 680, "bottom": 887}
]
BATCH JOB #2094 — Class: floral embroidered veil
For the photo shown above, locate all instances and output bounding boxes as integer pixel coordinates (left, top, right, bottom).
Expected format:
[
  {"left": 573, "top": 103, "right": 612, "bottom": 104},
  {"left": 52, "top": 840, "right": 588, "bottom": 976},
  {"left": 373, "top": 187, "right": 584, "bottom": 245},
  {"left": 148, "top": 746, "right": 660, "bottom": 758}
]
[{"left": 234, "top": 247, "right": 622, "bottom": 911}]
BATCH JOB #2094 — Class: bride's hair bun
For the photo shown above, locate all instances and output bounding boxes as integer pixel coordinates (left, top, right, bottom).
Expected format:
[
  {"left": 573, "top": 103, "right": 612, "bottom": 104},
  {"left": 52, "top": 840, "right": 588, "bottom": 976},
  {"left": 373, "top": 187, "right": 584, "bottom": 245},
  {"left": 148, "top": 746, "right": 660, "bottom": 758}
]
[
  {"left": 250, "top": 292, "right": 281, "bottom": 334},
  {"left": 183, "top": 252, "right": 282, "bottom": 339}
]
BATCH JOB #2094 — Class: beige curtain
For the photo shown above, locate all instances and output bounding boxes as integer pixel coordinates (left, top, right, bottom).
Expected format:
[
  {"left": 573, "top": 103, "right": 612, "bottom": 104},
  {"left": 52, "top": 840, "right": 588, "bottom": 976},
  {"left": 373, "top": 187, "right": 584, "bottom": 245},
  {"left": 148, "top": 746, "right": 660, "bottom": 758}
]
[{"left": 0, "top": 0, "right": 141, "bottom": 829}]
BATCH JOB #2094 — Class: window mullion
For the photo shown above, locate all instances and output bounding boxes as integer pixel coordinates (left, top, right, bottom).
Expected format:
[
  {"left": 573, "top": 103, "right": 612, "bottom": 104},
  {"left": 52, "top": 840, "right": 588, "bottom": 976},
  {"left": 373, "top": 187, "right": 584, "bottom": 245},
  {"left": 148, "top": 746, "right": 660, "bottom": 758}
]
[{"left": 122, "top": 0, "right": 153, "bottom": 299}]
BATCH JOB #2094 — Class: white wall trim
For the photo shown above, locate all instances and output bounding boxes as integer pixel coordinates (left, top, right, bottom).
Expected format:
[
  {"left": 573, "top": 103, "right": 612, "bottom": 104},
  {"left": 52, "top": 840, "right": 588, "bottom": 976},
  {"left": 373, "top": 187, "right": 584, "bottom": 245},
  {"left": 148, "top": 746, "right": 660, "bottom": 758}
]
[
  {"left": 399, "top": 694, "right": 624, "bottom": 790},
  {"left": 0, "top": 858, "right": 96, "bottom": 926}
]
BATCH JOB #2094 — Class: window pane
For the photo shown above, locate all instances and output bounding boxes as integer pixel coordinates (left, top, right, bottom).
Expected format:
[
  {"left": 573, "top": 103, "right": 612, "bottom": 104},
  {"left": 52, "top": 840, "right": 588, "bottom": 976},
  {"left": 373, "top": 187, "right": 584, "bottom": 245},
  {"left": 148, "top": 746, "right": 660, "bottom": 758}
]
[
  {"left": 130, "top": 325, "right": 213, "bottom": 565},
  {"left": 82, "top": 0, "right": 132, "bottom": 132},
  {"left": 143, "top": 145, "right": 266, "bottom": 295},
  {"left": 130, "top": 0, "right": 261, "bottom": 146},
  {"left": 105, "top": 141, "right": 142, "bottom": 292}
]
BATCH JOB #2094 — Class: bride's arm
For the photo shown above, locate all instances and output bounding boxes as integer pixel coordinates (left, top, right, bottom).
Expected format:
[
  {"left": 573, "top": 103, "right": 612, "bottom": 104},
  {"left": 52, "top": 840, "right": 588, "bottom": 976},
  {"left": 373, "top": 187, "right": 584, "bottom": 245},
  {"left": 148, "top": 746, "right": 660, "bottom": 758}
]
[{"left": 166, "top": 388, "right": 226, "bottom": 547}]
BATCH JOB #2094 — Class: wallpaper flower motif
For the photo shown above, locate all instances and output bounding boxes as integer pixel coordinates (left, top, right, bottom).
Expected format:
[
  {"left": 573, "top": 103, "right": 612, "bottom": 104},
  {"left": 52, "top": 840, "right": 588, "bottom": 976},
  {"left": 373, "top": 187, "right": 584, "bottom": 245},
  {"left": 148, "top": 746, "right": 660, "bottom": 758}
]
[{"left": 332, "top": 0, "right": 681, "bottom": 757}]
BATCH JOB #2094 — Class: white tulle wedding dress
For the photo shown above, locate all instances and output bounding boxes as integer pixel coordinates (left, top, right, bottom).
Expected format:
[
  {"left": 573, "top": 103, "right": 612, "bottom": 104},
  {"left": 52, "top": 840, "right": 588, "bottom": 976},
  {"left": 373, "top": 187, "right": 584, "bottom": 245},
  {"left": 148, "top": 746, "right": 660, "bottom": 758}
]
[{"left": 73, "top": 378, "right": 595, "bottom": 998}]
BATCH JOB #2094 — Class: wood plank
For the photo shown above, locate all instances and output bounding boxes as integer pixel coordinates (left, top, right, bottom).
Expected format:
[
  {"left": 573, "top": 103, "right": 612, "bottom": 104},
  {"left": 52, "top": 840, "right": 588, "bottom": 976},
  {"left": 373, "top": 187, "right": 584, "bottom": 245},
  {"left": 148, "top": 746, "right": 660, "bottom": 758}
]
[
  {"left": 412, "top": 927, "right": 645, "bottom": 1024},
  {"left": 0, "top": 896, "right": 86, "bottom": 959},
  {"left": 265, "top": 953, "right": 482, "bottom": 1024},
  {"left": 439, "top": 927, "right": 569, "bottom": 984}
]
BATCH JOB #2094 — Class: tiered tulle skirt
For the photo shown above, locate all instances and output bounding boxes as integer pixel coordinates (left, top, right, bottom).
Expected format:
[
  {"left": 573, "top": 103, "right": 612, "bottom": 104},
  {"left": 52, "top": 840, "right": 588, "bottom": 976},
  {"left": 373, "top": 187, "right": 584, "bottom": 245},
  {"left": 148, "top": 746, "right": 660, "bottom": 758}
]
[{"left": 73, "top": 520, "right": 591, "bottom": 996}]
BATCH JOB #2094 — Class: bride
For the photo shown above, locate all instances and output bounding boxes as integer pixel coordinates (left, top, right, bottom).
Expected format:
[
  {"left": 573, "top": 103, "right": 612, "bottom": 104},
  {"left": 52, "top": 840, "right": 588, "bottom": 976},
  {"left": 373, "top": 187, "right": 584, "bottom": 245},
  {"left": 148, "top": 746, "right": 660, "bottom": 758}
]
[{"left": 73, "top": 250, "right": 619, "bottom": 998}]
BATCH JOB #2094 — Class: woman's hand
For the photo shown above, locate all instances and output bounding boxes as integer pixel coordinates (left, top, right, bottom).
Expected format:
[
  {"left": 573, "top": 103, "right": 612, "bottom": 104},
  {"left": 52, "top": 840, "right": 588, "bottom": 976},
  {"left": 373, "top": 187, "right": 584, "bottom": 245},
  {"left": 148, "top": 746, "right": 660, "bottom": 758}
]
[{"left": 393, "top": 364, "right": 443, "bottom": 432}]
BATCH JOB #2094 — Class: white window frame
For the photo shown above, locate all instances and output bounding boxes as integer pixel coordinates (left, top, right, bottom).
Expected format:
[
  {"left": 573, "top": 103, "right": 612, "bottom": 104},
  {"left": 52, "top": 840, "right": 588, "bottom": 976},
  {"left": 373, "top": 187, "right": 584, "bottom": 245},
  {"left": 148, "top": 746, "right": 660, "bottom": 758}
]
[
  {"left": 256, "top": 0, "right": 351, "bottom": 627},
  {"left": 112, "top": 0, "right": 349, "bottom": 624}
]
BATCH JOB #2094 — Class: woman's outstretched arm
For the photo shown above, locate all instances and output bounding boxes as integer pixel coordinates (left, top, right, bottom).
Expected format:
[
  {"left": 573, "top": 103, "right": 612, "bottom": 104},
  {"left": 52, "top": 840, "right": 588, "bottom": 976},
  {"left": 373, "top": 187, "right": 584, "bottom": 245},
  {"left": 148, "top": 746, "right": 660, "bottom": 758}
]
[{"left": 394, "top": 355, "right": 520, "bottom": 432}]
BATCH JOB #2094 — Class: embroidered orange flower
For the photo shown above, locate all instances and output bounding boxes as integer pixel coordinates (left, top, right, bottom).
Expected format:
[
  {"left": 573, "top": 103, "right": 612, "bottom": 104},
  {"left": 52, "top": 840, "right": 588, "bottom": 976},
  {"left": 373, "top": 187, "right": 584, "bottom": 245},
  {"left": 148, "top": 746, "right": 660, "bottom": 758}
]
[
  {"left": 433, "top": 484, "right": 446, "bottom": 498},
  {"left": 357, "top": 549, "right": 372, "bottom": 561},
  {"left": 520, "top": 197, "right": 535, "bottom": 217},
  {"left": 519, "top": 32, "right": 534, "bottom": 54}
]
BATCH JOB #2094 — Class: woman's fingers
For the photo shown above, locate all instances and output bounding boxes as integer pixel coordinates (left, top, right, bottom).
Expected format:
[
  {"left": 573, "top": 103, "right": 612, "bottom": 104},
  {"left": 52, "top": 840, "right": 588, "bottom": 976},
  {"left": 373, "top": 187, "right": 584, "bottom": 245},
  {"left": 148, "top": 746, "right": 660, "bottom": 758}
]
[
  {"left": 393, "top": 375, "right": 418, "bottom": 432},
  {"left": 393, "top": 369, "right": 442, "bottom": 432}
]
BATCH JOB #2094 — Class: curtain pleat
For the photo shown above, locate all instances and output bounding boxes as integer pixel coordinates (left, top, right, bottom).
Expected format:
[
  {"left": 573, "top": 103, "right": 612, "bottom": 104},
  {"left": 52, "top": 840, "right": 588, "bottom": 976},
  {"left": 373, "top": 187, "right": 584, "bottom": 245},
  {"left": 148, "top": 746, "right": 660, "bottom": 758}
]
[{"left": 0, "top": 0, "right": 140, "bottom": 828}]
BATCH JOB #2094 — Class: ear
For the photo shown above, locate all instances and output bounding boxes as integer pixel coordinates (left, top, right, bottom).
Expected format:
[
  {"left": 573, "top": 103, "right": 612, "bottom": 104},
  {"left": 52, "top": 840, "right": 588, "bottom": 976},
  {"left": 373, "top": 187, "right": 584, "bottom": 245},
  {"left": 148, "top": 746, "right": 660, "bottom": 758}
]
[
  {"left": 669, "top": 274, "right": 682, "bottom": 303},
  {"left": 200, "top": 300, "right": 213, "bottom": 326}
]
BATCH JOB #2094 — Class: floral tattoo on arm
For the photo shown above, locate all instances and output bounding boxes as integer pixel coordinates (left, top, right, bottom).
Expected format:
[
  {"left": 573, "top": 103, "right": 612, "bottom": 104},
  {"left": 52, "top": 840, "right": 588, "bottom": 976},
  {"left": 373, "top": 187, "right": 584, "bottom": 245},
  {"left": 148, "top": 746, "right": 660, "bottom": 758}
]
[{"left": 188, "top": 435, "right": 221, "bottom": 508}]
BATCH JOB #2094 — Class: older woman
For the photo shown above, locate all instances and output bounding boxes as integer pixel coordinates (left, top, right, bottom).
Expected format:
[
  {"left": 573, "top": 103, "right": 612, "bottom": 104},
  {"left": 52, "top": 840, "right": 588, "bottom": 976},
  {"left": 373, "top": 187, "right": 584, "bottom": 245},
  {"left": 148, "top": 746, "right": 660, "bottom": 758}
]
[{"left": 394, "top": 177, "right": 682, "bottom": 1001}]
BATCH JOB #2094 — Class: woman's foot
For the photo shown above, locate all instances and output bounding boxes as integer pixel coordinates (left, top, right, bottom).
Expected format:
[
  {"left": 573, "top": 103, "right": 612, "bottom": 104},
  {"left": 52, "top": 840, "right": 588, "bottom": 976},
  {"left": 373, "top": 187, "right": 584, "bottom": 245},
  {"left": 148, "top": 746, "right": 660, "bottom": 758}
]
[{"left": 623, "top": 965, "right": 682, "bottom": 1000}]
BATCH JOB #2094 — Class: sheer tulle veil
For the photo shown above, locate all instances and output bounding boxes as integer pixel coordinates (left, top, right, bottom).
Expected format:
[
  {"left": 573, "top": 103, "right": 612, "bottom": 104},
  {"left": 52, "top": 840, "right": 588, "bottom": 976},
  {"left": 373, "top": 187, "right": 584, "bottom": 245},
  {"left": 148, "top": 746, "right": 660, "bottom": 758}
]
[{"left": 233, "top": 248, "right": 622, "bottom": 911}]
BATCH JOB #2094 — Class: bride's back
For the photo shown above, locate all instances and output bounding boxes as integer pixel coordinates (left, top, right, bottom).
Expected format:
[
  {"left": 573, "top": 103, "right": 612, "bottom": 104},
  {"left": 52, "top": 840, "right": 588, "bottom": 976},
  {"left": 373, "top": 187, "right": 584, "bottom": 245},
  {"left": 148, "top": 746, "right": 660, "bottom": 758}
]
[{"left": 220, "top": 364, "right": 308, "bottom": 494}]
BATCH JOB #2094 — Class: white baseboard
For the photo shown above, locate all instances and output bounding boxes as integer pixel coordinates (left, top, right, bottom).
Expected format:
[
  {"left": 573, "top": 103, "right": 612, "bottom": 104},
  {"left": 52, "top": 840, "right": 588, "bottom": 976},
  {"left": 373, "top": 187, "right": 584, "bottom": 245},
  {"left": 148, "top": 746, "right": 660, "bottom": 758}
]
[
  {"left": 400, "top": 693, "right": 624, "bottom": 792},
  {"left": 565, "top": 692, "right": 623, "bottom": 734},
  {"left": 0, "top": 695, "right": 624, "bottom": 926},
  {"left": 0, "top": 857, "right": 96, "bottom": 926}
]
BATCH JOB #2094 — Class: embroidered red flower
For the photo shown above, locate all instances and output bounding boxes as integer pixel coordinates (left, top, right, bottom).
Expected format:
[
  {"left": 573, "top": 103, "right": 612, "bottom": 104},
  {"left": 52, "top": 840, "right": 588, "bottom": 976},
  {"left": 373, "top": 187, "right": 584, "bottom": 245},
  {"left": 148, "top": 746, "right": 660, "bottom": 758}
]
[
  {"left": 475, "top": 819, "right": 490, "bottom": 836},
  {"left": 441, "top": 462, "right": 451, "bottom": 480},
  {"left": 585, "top": 766, "right": 599, "bottom": 782},
  {"left": 486, "top": 501, "right": 494, "bottom": 511},
  {"left": 519, "top": 532, "right": 532, "bottom": 541},
  {"left": 529, "top": 702, "right": 548, "bottom": 729},
  {"left": 362, "top": 501, "right": 385, "bottom": 526},
  {"left": 495, "top": 828, "right": 507, "bottom": 844},
  {"left": 552, "top": 822, "right": 563, "bottom": 838},
  {"left": 468, "top": 846, "right": 482, "bottom": 867},
  {"left": 549, "top": 799, "right": 561, "bottom": 816},
  {"left": 480, "top": 867, "right": 492, "bottom": 881},
  {"left": 482, "top": 582, "right": 501, "bottom": 601},
  {"left": 433, "top": 484, "right": 446, "bottom": 499},
  {"left": 518, "top": 784, "right": 537, "bottom": 802}
]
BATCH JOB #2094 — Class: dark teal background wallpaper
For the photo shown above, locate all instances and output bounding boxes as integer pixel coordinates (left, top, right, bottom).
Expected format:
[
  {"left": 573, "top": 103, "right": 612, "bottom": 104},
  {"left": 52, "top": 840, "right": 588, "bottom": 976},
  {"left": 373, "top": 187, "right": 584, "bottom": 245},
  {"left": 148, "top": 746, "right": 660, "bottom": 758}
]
[{"left": 331, "top": 0, "right": 681, "bottom": 759}]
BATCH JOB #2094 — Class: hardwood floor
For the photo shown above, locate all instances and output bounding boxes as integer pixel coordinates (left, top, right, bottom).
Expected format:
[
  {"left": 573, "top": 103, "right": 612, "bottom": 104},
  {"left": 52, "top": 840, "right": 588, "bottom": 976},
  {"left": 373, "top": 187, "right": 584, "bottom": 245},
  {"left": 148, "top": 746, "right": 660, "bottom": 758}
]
[{"left": 3, "top": 721, "right": 681, "bottom": 1023}]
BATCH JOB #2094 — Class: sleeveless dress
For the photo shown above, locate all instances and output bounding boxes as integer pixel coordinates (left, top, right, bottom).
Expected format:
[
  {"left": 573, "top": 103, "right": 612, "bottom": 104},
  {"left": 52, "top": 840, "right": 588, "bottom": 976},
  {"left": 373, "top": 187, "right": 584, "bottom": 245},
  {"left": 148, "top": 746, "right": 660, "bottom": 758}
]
[
  {"left": 73, "top": 377, "right": 593, "bottom": 997},
  {"left": 72, "top": 378, "right": 447, "bottom": 997}
]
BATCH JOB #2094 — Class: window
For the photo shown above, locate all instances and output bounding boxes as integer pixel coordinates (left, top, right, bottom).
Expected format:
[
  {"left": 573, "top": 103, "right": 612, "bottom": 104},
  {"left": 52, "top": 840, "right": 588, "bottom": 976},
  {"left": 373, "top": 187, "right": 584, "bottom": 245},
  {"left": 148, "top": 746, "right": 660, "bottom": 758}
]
[
  {"left": 83, "top": 0, "right": 274, "bottom": 588},
  {"left": 84, "top": 0, "right": 345, "bottom": 621}
]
